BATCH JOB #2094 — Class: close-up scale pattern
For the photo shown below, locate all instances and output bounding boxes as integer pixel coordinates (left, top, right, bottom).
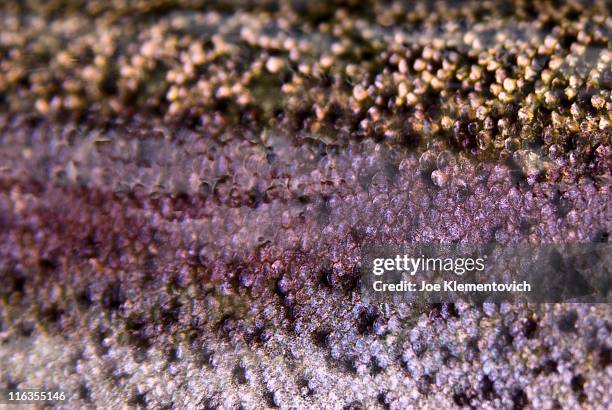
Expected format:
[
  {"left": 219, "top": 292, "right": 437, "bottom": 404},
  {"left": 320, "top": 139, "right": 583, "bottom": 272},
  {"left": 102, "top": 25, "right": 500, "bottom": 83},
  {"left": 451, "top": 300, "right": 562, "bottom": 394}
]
[{"left": 0, "top": 1, "right": 610, "bottom": 409}]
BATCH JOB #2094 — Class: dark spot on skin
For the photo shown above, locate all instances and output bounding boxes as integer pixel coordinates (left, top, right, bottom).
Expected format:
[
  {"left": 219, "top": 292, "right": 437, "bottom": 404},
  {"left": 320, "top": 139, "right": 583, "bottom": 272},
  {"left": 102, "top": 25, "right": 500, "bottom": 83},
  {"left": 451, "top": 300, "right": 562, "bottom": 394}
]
[
  {"left": 274, "top": 276, "right": 288, "bottom": 298},
  {"left": 100, "top": 72, "right": 118, "bottom": 95},
  {"left": 166, "top": 347, "right": 178, "bottom": 362},
  {"left": 126, "top": 315, "right": 146, "bottom": 331},
  {"left": 512, "top": 388, "right": 528, "bottom": 410},
  {"left": 0, "top": 268, "right": 26, "bottom": 301},
  {"left": 523, "top": 317, "right": 538, "bottom": 339},
  {"left": 101, "top": 281, "right": 124, "bottom": 311},
  {"left": 350, "top": 227, "right": 366, "bottom": 243},
  {"left": 265, "top": 147, "right": 276, "bottom": 164},
  {"left": 264, "top": 390, "right": 278, "bottom": 408},
  {"left": 452, "top": 390, "right": 471, "bottom": 407},
  {"left": 195, "top": 349, "right": 214, "bottom": 368},
  {"left": 126, "top": 316, "right": 151, "bottom": 354},
  {"left": 78, "top": 235, "right": 99, "bottom": 258},
  {"left": 19, "top": 321, "right": 34, "bottom": 337},
  {"left": 186, "top": 242, "right": 202, "bottom": 266},
  {"left": 128, "top": 391, "right": 147, "bottom": 408},
  {"left": 590, "top": 230, "right": 609, "bottom": 243},
  {"left": 319, "top": 267, "right": 334, "bottom": 288},
  {"left": 297, "top": 377, "right": 314, "bottom": 396},
  {"left": 518, "top": 216, "right": 532, "bottom": 234},
  {"left": 598, "top": 346, "right": 611, "bottom": 368},
  {"left": 218, "top": 315, "right": 236, "bottom": 336},
  {"left": 39, "top": 258, "right": 58, "bottom": 273},
  {"left": 233, "top": 364, "right": 248, "bottom": 385},
  {"left": 480, "top": 375, "right": 495, "bottom": 401},
  {"left": 377, "top": 392, "right": 390, "bottom": 409},
  {"left": 197, "top": 397, "right": 218, "bottom": 410},
  {"left": 556, "top": 198, "right": 571, "bottom": 218},
  {"left": 417, "top": 374, "right": 433, "bottom": 395},
  {"left": 440, "top": 345, "right": 457, "bottom": 366},
  {"left": 312, "top": 329, "right": 330, "bottom": 348},
  {"left": 13, "top": 277, "right": 26, "bottom": 294},
  {"left": 133, "top": 349, "right": 148, "bottom": 364},
  {"left": 283, "top": 305, "right": 296, "bottom": 325},
  {"left": 358, "top": 169, "right": 377, "bottom": 190},
  {"left": 76, "top": 287, "right": 93, "bottom": 309},
  {"left": 571, "top": 375, "right": 587, "bottom": 402},
  {"left": 535, "top": 359, "right": 558, "bottom": 376},
  {"left": 343, "top": 267, "right": 362, "bottom": 293},
  {"left": 411, "top": 339, "right": 427, "bottom": 358},
  {"left": 344, "top": 401, "right": 365, "bottom": 410},
  {"left": 106, "top": 365, "right": 129, "bottom": 386},
  {"left": 339, "top": 356, "right": 358, "bottom": 374},
  {"left": 160, "top": 300, "right": 181, "bottom": 328},
  {"left": 369, "top": 356, "right": 384, "bottom": 375},
  {"left": 42, "top": 304, "right": 63, "bottom": 323},
  {"left": 557, "top": 310, "right": 578, "bottom": 333},
  {"left": 247, "top": 325, "right": 269, "bottom": 346},
  {"left": 464, "top": 337, "right": 480, "bottom": 362},
  {"left": 383, "top": 161, "right": 400, "bottom": 181},
  {"left": 356, "top": 306, "right": 378, "bottom": 334},
  {"left": 429, "top": 303, "right": 459, "bottom": 320},
  {"left": 79, "top": 383, "right": 91, "bottom": 402},
  {"left": 247, "top": 187, "right": 264, "bottom": 208},
  {"left": 499, "top": 326, "right": 514, "bottom": 346}
]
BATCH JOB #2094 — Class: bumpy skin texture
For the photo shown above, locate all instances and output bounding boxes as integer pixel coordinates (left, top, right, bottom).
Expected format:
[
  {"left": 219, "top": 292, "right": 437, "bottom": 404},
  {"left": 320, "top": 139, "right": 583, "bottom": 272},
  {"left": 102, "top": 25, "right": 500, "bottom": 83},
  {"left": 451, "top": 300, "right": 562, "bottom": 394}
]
[{"left": 0, "top": 1, "right": 611, "bottom": 409}]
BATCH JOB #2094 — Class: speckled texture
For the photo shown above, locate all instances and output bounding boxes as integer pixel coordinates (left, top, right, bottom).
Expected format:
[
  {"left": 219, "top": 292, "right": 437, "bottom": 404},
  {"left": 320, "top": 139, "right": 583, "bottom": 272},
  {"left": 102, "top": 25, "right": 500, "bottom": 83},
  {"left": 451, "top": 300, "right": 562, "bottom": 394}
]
[
  {"left": 1, "top": 116, "right": 610, "bottom": 409},
  {"left": 0, "top": 1, "right": 611, "bottom": 409},
  {"left": 1, "top": 1, "right": 610, "bottom": 158}
]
